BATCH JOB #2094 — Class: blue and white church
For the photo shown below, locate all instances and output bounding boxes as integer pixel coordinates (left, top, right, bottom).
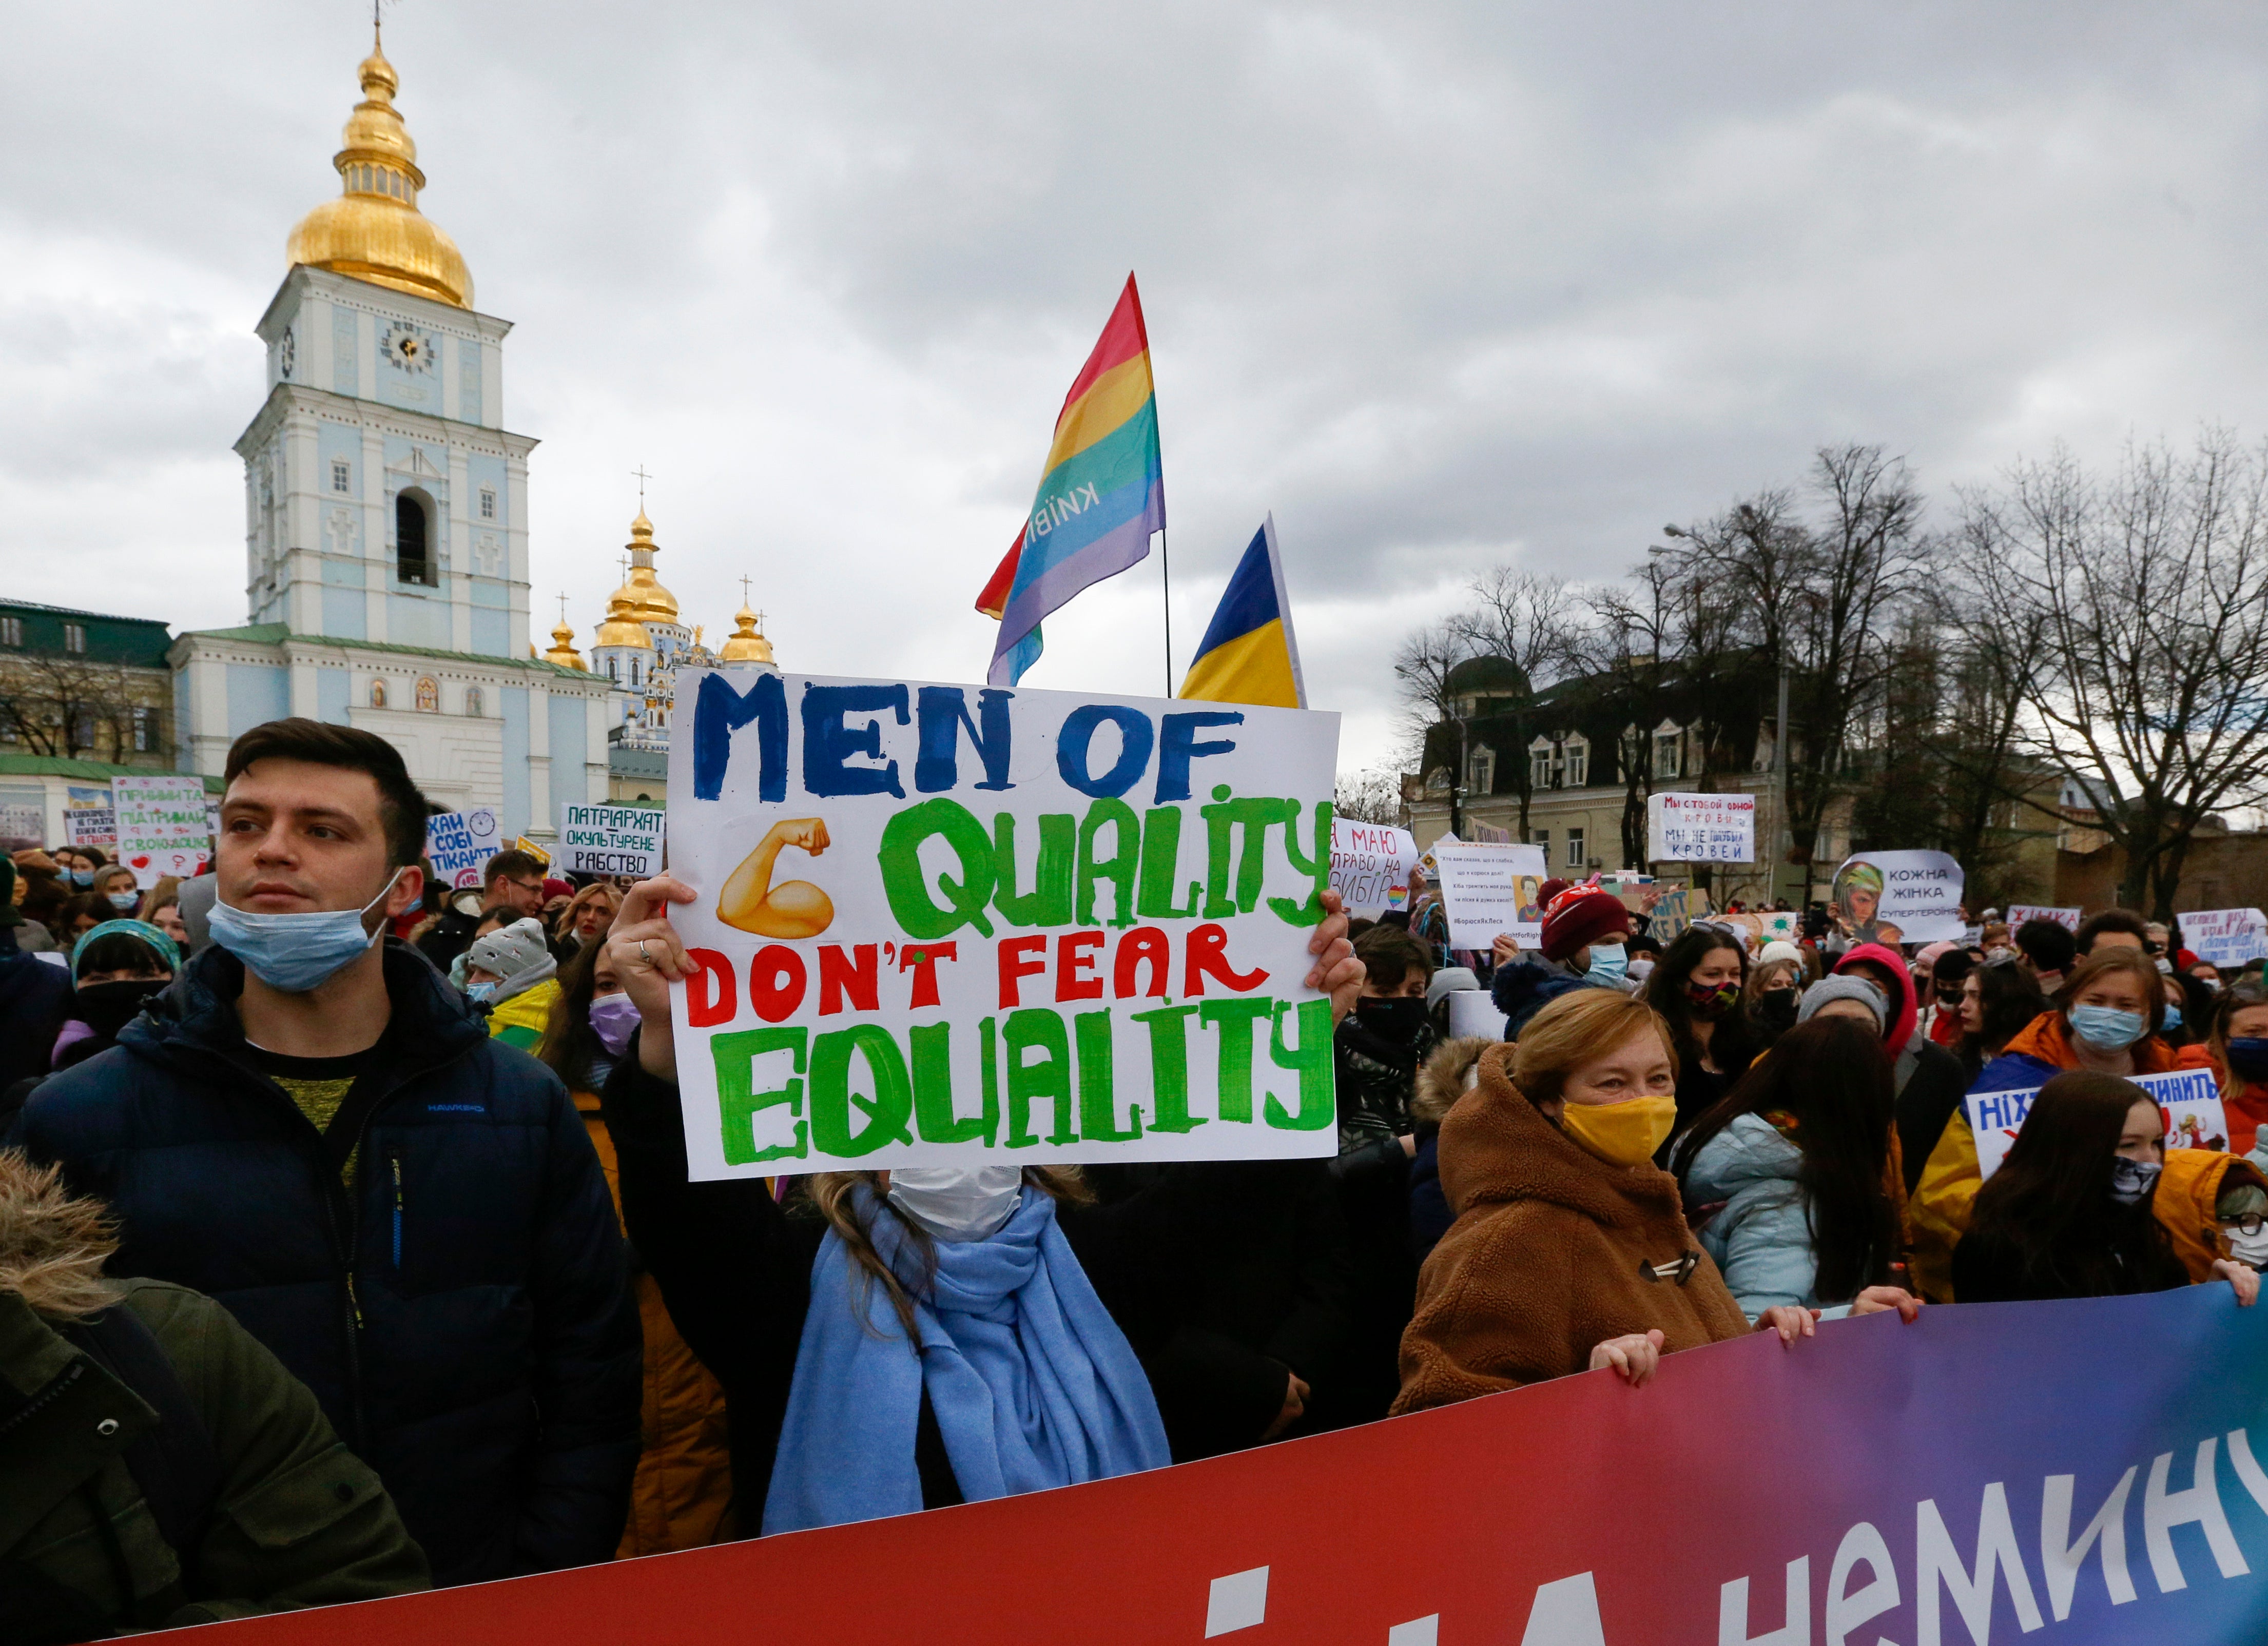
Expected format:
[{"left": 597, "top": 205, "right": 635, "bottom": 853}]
[{"left": 169, "top": 27, "right": 613, "bottom": 835}]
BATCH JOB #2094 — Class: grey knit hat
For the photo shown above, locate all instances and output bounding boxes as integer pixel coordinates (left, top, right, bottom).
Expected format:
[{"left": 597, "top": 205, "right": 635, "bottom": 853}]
[
  {"left": 1797, "top": 973, "right": 1886, "bottom": 1030},
  {"left": 466, "top": 917, "right": 555, "bottom": 986}
]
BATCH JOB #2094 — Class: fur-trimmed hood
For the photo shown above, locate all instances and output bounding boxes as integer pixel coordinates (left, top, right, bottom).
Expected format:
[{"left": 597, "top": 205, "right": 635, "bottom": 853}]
[
  {"left": 0, "top": 1149, "right": 120, "bottom": 1320},
  {"left": 1410, "top": 1036, "right": 1494, "bottom": 1127}
]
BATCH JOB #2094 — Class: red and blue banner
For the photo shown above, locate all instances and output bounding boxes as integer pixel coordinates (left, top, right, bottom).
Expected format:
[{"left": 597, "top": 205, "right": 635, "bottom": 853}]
[{"left": 169, "top": 1288, "right": 2268, "bottom": 1643}]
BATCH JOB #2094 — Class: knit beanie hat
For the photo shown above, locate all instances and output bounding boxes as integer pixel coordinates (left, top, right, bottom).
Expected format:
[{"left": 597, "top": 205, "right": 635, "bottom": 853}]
[
  {"left": 467, "top": 917, "right": 554, "bottom": 984},
  {"left": 1759, "top": 939, "right": 1805, "bottom": 968},
  {"left": 1797, "top": 974, "right": 1886, "bottom": 1030},
  {"left": 1536, "top": 877, "right": 1572, "bottom": 909},
  {"left": 1540, "top": 886, "right": 1631, "bottom": 963},
  {"left": 1425, "top": 966, "right": 1480, "bottom": 1010}
]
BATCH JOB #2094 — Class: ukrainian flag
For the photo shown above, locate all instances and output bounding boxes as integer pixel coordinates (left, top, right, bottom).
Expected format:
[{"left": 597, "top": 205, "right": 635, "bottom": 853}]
[{"left": 1178, "top": 516, "right": 1306, "bottom": 710}]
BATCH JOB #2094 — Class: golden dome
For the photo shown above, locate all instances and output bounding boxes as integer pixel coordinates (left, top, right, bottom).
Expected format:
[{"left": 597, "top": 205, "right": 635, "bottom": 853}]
[
  {"left": 720, "top": 602, "right": 776, "bottom": 664},
  {"left": 285, "top": 27, "right": 473, "bottom": 309},
  {"left": 594, "top": 586, "right": 653, "bottom": 651},
  {"left": 607, "top": 511, "right": 681, "bottom": 627},
  {"left": 543, "top": 611, "right": 587, "bottom": 670}
]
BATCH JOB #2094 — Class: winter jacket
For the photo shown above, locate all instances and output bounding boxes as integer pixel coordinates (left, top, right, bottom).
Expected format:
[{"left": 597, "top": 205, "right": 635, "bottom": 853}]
[
  {"left": 573, "top": 1089, "right": 736, "bottom": 1554},
  {"left": 1489, "top": 956, "right": 1611, "bottom": 1038},
  {"left": 1680, "top": 1114, "right": 1854, "bottom": 1321},
  {"left": 2153, "top": 1148, "right": 2268, "bottom": 1283},
  {"left": 2219, "top": 1077, "right": 2268, "bottom": 1159},
  {"left": 1393, "top": 1045, "right": 1750, "bottom": 1414},
  {"left": 13, "top": 940, "right": 641, "bottom": 1586},
  {"left": 412, "top": 907, "right": 482, "bottom": 977},
  {"left": 1, "top": 1278, "right": 427, "bottom": 1641},
  {"left": 1908, "top": 1012, "right": 2186, "bottom": 1302},
  {"left": 0, "top": 929, "right": 72, "bottom": 1092}
]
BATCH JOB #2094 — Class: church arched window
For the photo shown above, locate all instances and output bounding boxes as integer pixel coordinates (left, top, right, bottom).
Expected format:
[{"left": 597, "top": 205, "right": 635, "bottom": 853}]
[
  {"left": 370, "top": 680, "right": 387, "bottom": 710},
  {"left": 415, "top": 677, "right": 438, "bottom": 713},
  {"left": 607, "top": 657, "right": 619, "bottom": 682},
  {"left": 463, "top": 685, "right": 483, "bottom": 718},
  {"left": 395, "top": 489, "right": 436, "bottom": 586},
  {"left": 630, "top": 659, "right": 641, "bottom": 688}
]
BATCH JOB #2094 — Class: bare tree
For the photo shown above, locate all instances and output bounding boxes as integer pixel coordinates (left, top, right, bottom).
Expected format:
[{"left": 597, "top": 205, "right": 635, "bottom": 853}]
[
  {"left": 1391, "top": 619, "right": 1479, "bottom": 832},
  {"left": 1953, "top": 432, "right": 2268, "bottom": 917},
  {"left": 0, "top": 655, "right": 157, "bottom": 761},
  {"left": 1447, "top": 569, "right": 1580, "bottom": 840},
  {"left": 1334, "top": 766, "right": 1407, "bottom": 828},
  {"left": 1581, "top": 554, "right": 1679, "bottom": 872}
]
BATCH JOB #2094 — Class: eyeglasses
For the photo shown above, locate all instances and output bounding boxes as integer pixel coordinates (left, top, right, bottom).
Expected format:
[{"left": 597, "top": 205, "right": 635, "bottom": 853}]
[{"left": 2225, "top": 1214, "right": 2266, "bottom": 1237}]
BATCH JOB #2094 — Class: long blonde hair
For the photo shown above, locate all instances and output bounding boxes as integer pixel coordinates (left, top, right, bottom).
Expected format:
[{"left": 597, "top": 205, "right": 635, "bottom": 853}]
[
  {"left": 807, "top": 1167, "right": 1091, "bottom": 1337},
  {"left": 0, "top": 1150, "right": 123, "bottom": 1321}
]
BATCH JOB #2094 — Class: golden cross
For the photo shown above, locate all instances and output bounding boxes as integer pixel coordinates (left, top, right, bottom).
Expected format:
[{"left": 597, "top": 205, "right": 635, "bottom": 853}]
[
  {"left": 739, "top": 575, "right": 753, "bottom": 606},
  {"left": 630, "top": 466, "right": 652, "bottom": 506}
]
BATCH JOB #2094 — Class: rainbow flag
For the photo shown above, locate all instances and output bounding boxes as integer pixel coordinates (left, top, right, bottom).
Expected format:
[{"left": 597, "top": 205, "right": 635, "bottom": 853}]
[
  {"left": 1178, "top": 516, "right": 1306, "bottom": 710},
  {"left": 979, "top": 275, "right": 1165, "bottom": 686}
]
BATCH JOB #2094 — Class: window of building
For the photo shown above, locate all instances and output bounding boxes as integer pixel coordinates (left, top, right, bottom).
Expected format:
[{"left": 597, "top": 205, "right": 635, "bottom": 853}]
[
  {"left": 0, "top": 616, "right": 18, "bottom": 646},
  {"left": 1529, "top": 739, "right": 1554, "bottom": 790},
  {"left": 607, "top": 656, "right": 619, "bottom": 682},
  {"left": 630, "top": 658, "right": 641, "bottom": 688},
  {"left": 370, "top": 679, "right": 387, "bottom": 709},
  {"left": 63, "top": 623, "right": 86, "bottom": 654},
  {"left": 479, "top": 487, "right": 496, "bottom": 520},
  {"left": 463, "top": 685, "right": 483, "bottom": 718},
  {"left": 1564, "top": 739, "right": 1588, "bottom": 788},
  {"left": 131, "top": 706, "right": 153, "bottom": 752},
  {"left": 1655, "top": 730, "right": 1681, "bottom": 779},
  {"left": 1532, "top": 829, "right": 1550, "bottom": 859},
  {"left": 1567, "top": 828, "right": 1586, "bottom": 868},
  {"left": 1467, "top": 747, "right": 1494, "bottom": 795},
  {"left": 333, "top": 459, "right": 352, "bottom": 494},
  {"left": 415, "top": 677, "right": 439, "bottom": 713},
  {"left": 71, "top": 712, "right": 94, "bottom": 748},
  {"left": 395, "top": 491, "right": 436, "bottom": 586}
]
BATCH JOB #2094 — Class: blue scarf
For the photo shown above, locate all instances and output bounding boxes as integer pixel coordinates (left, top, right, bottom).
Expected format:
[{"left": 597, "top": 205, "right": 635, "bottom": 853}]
[{"left": 762, "top": 1183, "right": 1169, "bottom": 1534}]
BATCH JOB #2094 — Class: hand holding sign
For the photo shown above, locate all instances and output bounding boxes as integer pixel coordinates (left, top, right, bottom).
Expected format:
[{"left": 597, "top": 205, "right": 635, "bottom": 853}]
[{"left": 610, "top": 874, "right": 698, "bottom": 1081}]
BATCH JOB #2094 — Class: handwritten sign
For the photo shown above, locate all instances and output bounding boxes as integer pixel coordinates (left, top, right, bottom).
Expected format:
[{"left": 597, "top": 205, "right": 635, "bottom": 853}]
[
  {"left": 112, "top": 775, "right": 212, "bottom": 887},
  {"left": 1646, "top": 792, "right": 1756, "bottom": 864},
  {"left": 2007, "top": 905, "right": 2081, "bottom": 933},
  {"left": 665, "top": 671, "right": 1342, "bottom": 1175},
  {"left": 558, "top": 803, "right": 666, "bottom": 879},
  {"left": 2180, "top": 909, "right": 2268, "bottom": 969},
  {"left": 1430, "top": 841, "right": 1548, "bottom": 951},
  {"left": 1969, "top": 1066, "right": 2230, "bottom": 1180},
  {"left": 63, "top": 785, "right": 116, "bottom": 850},
  {"left": 424, "top": 806, "right": 503, "bottom": 890},
  {"left": 1329, "top": 818, "right": 1418, "bottom": 916}
]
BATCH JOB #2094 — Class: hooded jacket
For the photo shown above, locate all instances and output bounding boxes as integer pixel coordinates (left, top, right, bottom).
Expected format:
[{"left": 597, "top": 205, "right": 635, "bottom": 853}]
[
  {"left": 2153, "top": 1149, "right": 2268, "bottom": 1283},
  {"left": 1679, "top": 1114, "right": 1857, "bottom": 1321},
  {"left": 12, "top": 940, "right": 641, "bottom": 1586},
  {"left": 1392, "top": 1046, "right": 1750, "bottom": 1415},
  {"left": 1908, "top": 1011, "right": 2187, "bottom": 1301},
  {"left": 1489, "top": 954, "right": 1613, "bottom": 1038}
]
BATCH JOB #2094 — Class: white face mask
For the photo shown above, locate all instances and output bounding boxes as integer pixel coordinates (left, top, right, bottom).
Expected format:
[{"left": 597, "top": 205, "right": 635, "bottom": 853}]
[
  {"left": 886, "top": 1164, "right": 1025, "bottom": 1243},
  {"left": 2227, "top": 1225, "right": 2268, "bottom": 1269}
]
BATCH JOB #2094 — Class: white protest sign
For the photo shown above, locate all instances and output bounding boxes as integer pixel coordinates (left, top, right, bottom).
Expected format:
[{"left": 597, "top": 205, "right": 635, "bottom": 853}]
[
  {"left": 64, "top": 785, "right": 117, "bottom": 849},
  {"left": 1446, "top": 990, "right": 1508, "bottom": 1041},
  {"left": 425, "top": 806, "right": 503, "bottom": 889},
  {"left": 2007, "top": 905, "right": 2081, "bottom": 933},
  {"left": 1968, "top": 1066, "right": 2230, "bottom": 1181},
  {"left": 559, "top": 803, "right": 665, "bottom": 878},
  {"left": 666, "top": 670, "right": 1342, "bottom": 1177},
  {"left": 1646, "top": 792, "right": 1756, "bottom": 864},
  {"left": 2180, "top": 909, "right": 2268, "bottom": 969},
  {"left": 1430, "top": 841, "right": 1548, "bottom": 951},
  {"left": 1330, "top": 818, "right": 1418, "bottom": 916},
  {"left": 1759, "top": 912, "right": 1798, "bottom": 945},
  {"left": 112, "top": 775, "right": 212, "bottom": 886},
  {"left": 1829, "top": 849, "right": 1965, "bottom": 944},
  {"left": 0, "top": 789, "right": 43, "bottom": 855}
]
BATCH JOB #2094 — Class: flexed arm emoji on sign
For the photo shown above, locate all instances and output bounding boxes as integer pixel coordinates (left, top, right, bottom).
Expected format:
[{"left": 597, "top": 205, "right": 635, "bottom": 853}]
[{"left": 717, "top": 818, "right": 835, "bottom": 938}]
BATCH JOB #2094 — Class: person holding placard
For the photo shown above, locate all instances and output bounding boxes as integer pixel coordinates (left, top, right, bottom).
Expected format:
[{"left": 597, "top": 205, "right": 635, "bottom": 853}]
[
  {"left": 599, "top": 874, "right": 1367, "bottom": 1533},
  {"left": 1911, "top": 947, "right": 2191, "bottom": 1301},
  {"left": 1486, "top": 884, "right": 1633, "bottom": 1038},
  {"left": 1951, "top": 1071, "right": 2258, "bottom": 1307}
]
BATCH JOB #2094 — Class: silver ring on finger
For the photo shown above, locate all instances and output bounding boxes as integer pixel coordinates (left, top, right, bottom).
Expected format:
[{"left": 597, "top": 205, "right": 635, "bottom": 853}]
[{"left": 639, "top": 940, "right": 652, "bottom": 966}]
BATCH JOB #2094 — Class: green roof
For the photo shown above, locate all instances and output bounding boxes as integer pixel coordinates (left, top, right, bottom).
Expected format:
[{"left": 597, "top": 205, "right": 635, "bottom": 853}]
[
  {"left": 179, "top": 625, "right": 597, "bottom": 682},
  {"left": 0, "top": 754, "right": 224, "bottom": 792},
  {"left": 0, "top": 600, "right": 173, "bottom": 668}
]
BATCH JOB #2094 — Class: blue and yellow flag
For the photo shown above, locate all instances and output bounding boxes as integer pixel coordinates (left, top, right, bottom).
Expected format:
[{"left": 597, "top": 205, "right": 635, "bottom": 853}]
[{"left": 1177, "top": 516, "right": 1305, "bottom": 709}]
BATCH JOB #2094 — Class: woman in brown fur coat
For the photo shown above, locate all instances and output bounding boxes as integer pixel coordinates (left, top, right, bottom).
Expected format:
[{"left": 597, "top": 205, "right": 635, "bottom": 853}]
[{"left": 1395, "top": 990, "right": 1818, "bottom": 1414}]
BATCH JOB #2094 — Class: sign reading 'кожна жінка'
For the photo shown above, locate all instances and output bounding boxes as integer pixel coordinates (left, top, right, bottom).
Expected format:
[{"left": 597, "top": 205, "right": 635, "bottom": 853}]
[{"left": 665, "top": 671, "right": 1342, "bottom": 1177}]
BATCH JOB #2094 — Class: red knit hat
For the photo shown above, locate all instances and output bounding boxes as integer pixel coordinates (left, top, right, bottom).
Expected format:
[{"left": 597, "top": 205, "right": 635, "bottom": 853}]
[
  {"left": 1537, "top": 877, "right": 1572, "bottom": 908},
  {"left": 1540, "top": 885, "right": 1631, "bottom": 963}
]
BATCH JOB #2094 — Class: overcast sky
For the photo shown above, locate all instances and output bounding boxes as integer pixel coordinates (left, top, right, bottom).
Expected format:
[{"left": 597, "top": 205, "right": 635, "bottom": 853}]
[{"left": 10, "top": 1, "right": 2268, "bottom": 774}]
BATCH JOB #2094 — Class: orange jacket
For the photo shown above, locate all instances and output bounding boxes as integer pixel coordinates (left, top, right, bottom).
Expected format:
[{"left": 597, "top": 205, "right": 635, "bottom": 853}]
[
  {"left": 2155, "top": 1149, "right": 2268, "bottom": 1283},
  {"left": 577, "top": 1090, "right": 736, "bottom": 1557}
]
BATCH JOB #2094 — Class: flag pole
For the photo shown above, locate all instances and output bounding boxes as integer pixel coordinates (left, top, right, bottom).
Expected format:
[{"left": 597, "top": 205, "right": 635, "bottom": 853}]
[{"left": 1161, "top": 525, "right": 1173, "bottom": 697}]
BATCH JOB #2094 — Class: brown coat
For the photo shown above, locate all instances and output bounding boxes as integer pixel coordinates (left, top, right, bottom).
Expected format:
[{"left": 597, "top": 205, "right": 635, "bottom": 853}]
[{"left": 1392, "top": 1045, "right": 1752, "bottom": 1415}]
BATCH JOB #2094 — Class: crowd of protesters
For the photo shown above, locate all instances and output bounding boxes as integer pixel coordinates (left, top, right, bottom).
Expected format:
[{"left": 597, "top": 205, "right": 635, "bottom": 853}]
[{"left": 0, "top": 716, "right": 2259, "bottom": 1636}]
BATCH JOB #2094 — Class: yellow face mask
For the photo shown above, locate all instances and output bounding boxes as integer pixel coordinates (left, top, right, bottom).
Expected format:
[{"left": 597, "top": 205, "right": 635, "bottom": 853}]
[{"left": 1558, "top": 1093, "right": 1677, "bottom": 1169}]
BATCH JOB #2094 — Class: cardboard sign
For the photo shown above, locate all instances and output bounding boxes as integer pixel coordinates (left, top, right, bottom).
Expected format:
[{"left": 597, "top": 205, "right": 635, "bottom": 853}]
[
  {"left": 1646, "top": 791, "right": 1756, "bottom": 864},
  {"left": 665, "top": 671, "right": 1342, "bottom": 1175},
  {"left": 0, "top": 786, "right": 44, "bottom": 854},
  {"left": 1329, "top": 818, "right": 1417, "bottom": 917},
  {"left": 1968, "top": 1066, "right": 2230, "bottom": 1180},
  {"left": 1429, "top": 841, "right": 1548, "bottom": 951},
  {"left": 1759, "top": 911, "right": 1798, "bottom": 945},
  {"left": 2181, "top": 908, "right": 2268, "bottom": 969},
  {"left": 63, "top": 785, "right": 116, "bottom": 849},
  {"left": 1648, "top": 885, "right": 1709, "bottom": 943},
  {"left": 512, "top": 836, "right": 552, "bottom": 867},
  {"left": 2007, "top": 904, "right": 2081, "bottom": 933},
  {"left": 560, "top": 802, "right": 666, "bottom": 879},
  {"left": 425, "top": 806, "right": 504, "bottom": 890},
  {"left": 1828, "top": 849, "right": 1964, "bottom": 944},
  {"left": 111, "top": 774, "right": 212, "bottom": 887}
]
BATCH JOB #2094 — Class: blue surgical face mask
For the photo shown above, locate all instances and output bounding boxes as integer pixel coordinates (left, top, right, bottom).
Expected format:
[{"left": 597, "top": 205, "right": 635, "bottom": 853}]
[
  {"left": 2068, "top": 1004, "right": 2149, "bottom": 1051},
  {"left": 2162, "top": 1004, "right": 2184, "bottom": 1033},
  {"left": 106, "top": 891, "right": 139, "bottom": 912},
  {"left": 68, "top": 868, "right": 94, "bottom": 888},
  {"left": 208, "top": 868, "right": 405, "bottom": 994},
  {"left": 1586, "top": 944, "right": 1628, "bottom": 984},
  {"left": 466, "top": 981, "right": 499, "bottom": 1005}
]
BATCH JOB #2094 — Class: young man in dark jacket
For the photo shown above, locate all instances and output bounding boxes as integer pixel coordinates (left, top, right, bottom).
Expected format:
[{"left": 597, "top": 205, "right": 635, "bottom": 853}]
[{"left": 15, "top": 720, "right": 639, "bottom": 1587}]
